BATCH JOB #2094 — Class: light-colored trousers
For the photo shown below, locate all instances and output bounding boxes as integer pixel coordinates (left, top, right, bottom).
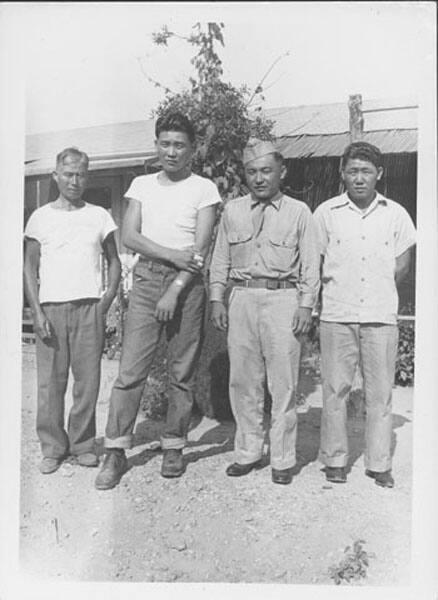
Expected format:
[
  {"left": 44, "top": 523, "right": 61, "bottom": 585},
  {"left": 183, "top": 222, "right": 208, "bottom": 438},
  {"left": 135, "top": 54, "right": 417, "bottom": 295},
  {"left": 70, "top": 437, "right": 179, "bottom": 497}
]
[
  {"left": 319, "top": 321, "right": 398, "bottom": 472},
  {"left": 227, "top": 287, "right": 301, "bottom": 470}
]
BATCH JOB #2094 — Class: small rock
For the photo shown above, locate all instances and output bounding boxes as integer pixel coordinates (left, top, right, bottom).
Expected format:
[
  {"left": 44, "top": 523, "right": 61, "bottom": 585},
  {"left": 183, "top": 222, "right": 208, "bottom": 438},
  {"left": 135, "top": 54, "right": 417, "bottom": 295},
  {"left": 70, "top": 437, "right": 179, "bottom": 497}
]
[
  {"left": 91, "top": 528, "right": 99, "bottom": 537},
  {"left": 274, "top": 570, "right": 287, "bottom": 579},
  {"left": 168, "top": 535, "right": 187, "bottom": 551}
]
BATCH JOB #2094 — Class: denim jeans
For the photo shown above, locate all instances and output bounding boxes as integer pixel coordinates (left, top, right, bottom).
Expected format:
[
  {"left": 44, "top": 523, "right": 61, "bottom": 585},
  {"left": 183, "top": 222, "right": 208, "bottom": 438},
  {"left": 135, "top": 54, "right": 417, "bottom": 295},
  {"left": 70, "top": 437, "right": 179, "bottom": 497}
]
[
  {"left": 104, "top": 259, "right": 206, "bottom": 450},
  {"left": 35, "top": 299, "right": 105, "bottom": 459}
]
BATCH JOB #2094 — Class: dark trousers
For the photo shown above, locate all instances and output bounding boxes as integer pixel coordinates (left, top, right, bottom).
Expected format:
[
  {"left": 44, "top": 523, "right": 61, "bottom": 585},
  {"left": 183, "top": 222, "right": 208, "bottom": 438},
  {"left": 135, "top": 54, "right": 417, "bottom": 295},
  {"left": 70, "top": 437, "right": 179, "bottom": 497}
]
[
  {"left": 35, "top": 300, "right": 104, "bottom": 459},
  {"left": 104, "top": 260, "right": 205, "bottom": 450}
]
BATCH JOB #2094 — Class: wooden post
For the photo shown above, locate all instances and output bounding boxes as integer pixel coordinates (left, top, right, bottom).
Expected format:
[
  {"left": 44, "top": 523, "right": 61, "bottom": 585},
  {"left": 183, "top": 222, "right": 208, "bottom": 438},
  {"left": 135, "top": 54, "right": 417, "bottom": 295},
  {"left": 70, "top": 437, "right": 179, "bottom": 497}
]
[{"left": 348, "top": 94, "right": 364, "bottom": 142}]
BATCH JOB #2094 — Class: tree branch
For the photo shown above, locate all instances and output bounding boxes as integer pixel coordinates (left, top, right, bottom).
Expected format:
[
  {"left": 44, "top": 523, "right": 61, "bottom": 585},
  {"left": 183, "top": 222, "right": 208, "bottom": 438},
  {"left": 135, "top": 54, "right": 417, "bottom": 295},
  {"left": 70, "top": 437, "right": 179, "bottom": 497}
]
[
  {"left": 246, "top": 51, "right": 291, "bottom": 107},
  {"left": 136, "top": 57, "right": 174, "bottom": 95}
]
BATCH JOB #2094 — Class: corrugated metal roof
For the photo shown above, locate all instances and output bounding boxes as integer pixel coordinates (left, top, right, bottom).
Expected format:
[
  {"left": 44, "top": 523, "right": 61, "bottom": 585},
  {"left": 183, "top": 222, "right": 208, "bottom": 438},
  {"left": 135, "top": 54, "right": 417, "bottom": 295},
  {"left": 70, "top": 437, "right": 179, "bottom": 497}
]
[
  {"left": 279, "top": 129, "right": 417, "bottom": 158},
  {"left": 262, "top": 96, "right": 417, "bottom": 137},
  {"left": 25, "top": 97, "right": 418, "bottom": 175}
]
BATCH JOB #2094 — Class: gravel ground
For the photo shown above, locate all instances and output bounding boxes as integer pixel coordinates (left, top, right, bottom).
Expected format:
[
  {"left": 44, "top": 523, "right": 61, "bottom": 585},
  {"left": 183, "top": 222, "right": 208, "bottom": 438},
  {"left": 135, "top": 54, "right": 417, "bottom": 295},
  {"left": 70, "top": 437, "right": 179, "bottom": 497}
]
[{"left": 20, "top": 344, "right": 413, "bottom": 585}]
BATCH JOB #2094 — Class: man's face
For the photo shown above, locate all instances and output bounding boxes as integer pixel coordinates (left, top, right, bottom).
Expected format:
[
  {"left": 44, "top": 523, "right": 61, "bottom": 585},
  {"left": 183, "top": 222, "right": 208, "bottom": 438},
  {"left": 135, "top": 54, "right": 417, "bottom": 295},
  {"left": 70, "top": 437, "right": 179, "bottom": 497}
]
[
  {"left": 341, "top": 158, "right": 383, "bottom": 204},
  {"left": 155, "top": 130, "right": 194, "bottom": 176},
  {"left": 244, "top": 153, "right": 285, "bottom": 202},
  {"left": 53, "top": 157, "right": 88, "bottom": 203}
]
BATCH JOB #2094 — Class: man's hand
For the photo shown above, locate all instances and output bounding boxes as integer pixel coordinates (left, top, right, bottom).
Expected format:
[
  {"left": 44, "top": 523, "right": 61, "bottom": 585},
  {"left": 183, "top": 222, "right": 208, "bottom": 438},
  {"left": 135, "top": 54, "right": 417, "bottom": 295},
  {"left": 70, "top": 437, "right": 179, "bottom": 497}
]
[
  {"left": 155, "top": 289, "right": 179, "bottom": 322},
  {"left": 168, "top": 248, "right": 203, "bottom": 273},
  {"left": 292, "top": 307, "right": 312, "bottom": 336},
  {"left": 33, "top": 309, "right": 52, "bottom": 341},
  {"left": 211, "top": 301, "right": 228, "bottom": 331}
]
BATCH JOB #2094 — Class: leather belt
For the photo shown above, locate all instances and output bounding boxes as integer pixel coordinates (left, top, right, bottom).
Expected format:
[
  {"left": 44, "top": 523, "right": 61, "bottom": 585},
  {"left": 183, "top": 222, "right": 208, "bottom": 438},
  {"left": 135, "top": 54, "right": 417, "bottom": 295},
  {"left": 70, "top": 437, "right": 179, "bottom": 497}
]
[{"left": 231, "top": 279, "right": 296, "bottom": 290}]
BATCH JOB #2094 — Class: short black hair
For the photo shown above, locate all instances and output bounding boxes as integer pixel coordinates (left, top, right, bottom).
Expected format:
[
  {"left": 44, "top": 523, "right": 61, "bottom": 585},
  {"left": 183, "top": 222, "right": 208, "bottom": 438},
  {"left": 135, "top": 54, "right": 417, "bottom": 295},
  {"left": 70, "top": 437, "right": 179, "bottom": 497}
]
[
  {"left": 155, "top": 112, "right": 196, "bottom": 145},
  {"left": 341, "top": 141, "right": 383, "bottom": 170}
]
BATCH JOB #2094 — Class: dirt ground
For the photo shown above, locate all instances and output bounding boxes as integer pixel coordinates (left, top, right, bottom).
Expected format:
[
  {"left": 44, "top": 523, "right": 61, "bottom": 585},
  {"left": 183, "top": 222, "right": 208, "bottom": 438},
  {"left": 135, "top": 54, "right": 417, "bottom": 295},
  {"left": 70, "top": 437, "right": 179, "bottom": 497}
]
[{"left": 20, "top": 343, "right": 413, "bottom": 585}]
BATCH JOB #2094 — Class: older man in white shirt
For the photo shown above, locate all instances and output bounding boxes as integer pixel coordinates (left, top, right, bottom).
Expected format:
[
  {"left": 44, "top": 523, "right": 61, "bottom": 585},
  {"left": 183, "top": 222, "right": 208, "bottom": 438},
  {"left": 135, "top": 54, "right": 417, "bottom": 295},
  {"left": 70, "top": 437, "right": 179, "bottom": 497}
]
[{"left": 314, "top": 141, "right": 416, "bottom": 488}]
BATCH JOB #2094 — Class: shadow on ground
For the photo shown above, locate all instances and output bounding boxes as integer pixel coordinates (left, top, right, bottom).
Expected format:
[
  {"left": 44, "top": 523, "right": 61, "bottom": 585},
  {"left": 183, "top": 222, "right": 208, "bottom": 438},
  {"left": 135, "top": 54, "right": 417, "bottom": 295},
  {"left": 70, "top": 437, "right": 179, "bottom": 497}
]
[{"left": 95, "top": 401, "right": 410, "bottom": 477}]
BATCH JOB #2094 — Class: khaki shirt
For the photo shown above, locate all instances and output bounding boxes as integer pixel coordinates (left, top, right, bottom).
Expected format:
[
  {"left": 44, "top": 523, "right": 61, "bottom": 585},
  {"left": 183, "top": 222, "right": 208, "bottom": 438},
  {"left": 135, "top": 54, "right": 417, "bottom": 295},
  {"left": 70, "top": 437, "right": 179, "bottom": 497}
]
[
  {"left": 314, "top": 192, "right": 416, "bottom": 324},
  {"left": 209, "top": 193, "right": 320, "bottom": 308}
]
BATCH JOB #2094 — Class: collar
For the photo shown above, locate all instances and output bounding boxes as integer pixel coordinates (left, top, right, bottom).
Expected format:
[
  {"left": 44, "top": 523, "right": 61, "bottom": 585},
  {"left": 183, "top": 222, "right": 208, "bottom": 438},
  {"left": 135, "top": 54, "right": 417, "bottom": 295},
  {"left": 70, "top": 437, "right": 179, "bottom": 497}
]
[
  {"left": 330, "top": 192, "right": 388, "bottom": 211},
  {"left": 250, "top": 192, "right": 283, "bottom": 211}
]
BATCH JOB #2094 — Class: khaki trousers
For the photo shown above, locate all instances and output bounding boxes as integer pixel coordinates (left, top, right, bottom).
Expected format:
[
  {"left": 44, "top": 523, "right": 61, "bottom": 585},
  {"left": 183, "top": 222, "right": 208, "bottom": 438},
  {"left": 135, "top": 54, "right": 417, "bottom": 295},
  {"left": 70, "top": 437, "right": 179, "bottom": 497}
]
[
  {"left": 319, "top": 321, "right": 398, "bottom": 471},
  {"left": 227, "top": 287, "right": 301, "bottom": 470}
]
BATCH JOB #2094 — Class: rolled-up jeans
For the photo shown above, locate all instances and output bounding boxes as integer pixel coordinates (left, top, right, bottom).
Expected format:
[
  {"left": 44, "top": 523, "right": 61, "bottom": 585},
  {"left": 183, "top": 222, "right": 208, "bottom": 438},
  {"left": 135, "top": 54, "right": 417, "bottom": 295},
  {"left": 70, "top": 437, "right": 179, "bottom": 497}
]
[
  {"left": 104, "top": 259, "right": 206, "bottom": 451},
  {"left": 319, "top": 321, "right": 398, "bottom": 472}
]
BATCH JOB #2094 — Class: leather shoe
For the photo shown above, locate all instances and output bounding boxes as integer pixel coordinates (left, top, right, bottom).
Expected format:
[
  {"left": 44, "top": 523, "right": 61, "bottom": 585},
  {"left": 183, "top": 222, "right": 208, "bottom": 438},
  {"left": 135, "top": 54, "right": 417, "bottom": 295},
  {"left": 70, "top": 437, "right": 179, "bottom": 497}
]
[
  {"left": 95, "top": 449, "right": 128, "bottom": 490},
  {"left": 366, "top": 469, "right": 394, "bottom": 488},
  {"left": 271, "top": 468, "right": 293, "bottom": 485},
  {"left": 325, "top": 466, "right": 347, "bottom": 483},
  {"left": 161, "top": 449, "right": 185, "bottom": 478},
  {"left": 226, "top": 460, "right": 261, "bottom": 477},
  {"left": 39, "top": 457, "right": 62, "bottom": 474}
]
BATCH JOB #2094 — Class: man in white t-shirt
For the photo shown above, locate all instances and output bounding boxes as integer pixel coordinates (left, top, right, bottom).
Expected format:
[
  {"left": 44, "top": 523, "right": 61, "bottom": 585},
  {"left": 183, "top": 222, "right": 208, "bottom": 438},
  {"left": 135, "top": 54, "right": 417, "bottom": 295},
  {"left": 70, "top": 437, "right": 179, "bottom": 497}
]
[
  {"left": 95, "top": 112, "right": 222, "bottom": 490},
  {"left": 24, "top": 147, "right": 121, "bottom": 474}
]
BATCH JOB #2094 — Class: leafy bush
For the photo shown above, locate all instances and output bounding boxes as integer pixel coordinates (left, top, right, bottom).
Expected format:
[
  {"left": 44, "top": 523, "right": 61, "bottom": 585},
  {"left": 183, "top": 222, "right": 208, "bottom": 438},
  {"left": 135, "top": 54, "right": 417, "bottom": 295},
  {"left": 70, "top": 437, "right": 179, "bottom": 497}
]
[
  {"left": 328, "top": 540, "right": 375, "bottom": 585},
  {"left": 395, "top": 320, "right": 415, "bottom": 386}
]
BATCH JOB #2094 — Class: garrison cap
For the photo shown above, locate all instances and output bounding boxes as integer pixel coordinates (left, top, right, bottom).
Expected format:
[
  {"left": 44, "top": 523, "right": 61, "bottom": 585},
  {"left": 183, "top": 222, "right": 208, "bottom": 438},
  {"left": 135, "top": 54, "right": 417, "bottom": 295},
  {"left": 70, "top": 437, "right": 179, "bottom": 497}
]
[{"left": 242, "top": 138, "right": 279, "bottom": 165}]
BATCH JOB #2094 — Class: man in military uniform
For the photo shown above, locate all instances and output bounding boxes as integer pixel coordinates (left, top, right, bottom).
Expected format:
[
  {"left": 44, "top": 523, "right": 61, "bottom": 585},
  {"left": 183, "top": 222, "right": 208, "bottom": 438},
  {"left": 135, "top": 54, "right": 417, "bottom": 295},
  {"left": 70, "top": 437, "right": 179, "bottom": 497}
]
[{"left": 210, "top": 139, "right": 320, "bottom": 485}]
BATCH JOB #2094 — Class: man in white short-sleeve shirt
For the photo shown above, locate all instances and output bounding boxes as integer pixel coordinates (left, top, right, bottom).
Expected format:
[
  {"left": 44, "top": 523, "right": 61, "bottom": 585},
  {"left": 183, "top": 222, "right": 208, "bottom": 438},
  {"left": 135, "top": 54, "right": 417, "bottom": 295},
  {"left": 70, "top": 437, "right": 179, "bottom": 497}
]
[
  {"left": 96, "top": 112, "right": 222, "bottom": 490},
  {"left": 24, "top": 147, "right": 121, "bottom": 475},
  {"left": 314, "top": 141, "right": 416, "bottom": 488}
]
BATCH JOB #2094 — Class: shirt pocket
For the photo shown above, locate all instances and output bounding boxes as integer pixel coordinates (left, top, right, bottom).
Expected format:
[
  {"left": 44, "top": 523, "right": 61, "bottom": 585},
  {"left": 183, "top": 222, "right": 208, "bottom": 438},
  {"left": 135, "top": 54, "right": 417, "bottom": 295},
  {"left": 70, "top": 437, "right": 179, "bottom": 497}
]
[
  {"left": 369, "top": 236, "right": 396, "bottom": 279},
  {"left": 228, "top": 230, "right": 253, "bottom": 268},
  {"left": 267, "top": 231, "right": 298, "bottom": 273}
]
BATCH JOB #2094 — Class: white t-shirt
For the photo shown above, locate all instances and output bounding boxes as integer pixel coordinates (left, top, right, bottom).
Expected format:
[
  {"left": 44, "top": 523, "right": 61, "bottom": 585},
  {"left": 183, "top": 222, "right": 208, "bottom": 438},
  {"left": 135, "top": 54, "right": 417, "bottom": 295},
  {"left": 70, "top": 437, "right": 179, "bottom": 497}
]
[
  {"left": 125, "top": 172, "right": 222, "bottom": 249},
  {"left": 24, "top": 202, "right": 117, "bottom": 303}
]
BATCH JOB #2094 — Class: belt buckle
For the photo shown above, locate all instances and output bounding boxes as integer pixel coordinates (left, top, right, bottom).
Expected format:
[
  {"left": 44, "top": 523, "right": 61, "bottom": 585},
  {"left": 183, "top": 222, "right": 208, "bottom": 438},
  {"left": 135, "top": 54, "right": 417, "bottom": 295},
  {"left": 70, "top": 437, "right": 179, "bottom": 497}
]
[{"left": 266, "top": 280, "right": 278, "bottom": 290}]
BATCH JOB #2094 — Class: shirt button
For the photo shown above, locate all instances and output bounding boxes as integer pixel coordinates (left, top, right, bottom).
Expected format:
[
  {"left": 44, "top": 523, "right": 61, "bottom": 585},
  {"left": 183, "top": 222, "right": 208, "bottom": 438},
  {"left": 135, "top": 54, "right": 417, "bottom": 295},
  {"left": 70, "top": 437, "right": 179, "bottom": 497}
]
[
  {"left": 360, "top": 299, "right": 364, "bottom": 303},
  {"left": 361, "top": 257, "right": 366, "bottom": 261},
  {"left": 361, "top": 236, "right": 366, "bottom": 240},
  {"left": 361, "top": 277, "right": 365, "bottom": 282}
]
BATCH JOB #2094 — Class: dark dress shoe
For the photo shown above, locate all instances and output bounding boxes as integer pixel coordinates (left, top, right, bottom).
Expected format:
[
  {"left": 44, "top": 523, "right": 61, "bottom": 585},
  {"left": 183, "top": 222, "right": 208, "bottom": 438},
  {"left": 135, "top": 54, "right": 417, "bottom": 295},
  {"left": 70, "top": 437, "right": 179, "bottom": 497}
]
[
  {"left": 161, "top": 449, "right": 185, "bottom": 478},
  {"left": 226, "top": 460, "right": 261, "bottom": 477},
  {"left": 325, "top": 466, "right": 347, "bottom": 483},
  {"left": 271, "top": 468, "right": 293, "bottom": 485},
  {"left": 95, "top": 449, "right": 128, "bottom": 490},
  {"left": 366, "top": 469, "right": 394, "bottom": 488}
]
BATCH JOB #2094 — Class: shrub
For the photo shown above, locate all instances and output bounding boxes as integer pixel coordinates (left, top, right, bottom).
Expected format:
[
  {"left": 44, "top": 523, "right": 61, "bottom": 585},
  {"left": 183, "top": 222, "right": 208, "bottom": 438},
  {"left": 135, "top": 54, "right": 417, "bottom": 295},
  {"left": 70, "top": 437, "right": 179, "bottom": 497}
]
[{"left": 328, "top": 540, "right": 375, "bottom": 585}]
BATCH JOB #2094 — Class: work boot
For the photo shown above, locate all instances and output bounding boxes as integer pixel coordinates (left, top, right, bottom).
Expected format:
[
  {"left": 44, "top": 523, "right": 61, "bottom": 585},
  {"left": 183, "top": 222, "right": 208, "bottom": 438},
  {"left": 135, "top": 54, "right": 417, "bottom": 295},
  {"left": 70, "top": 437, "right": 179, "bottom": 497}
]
[
  {"left": 161, "top": 449, "right": 185, "bottom": 478},
  {"left": 95, "top": 449, "right": 128, "bottom": 490}
]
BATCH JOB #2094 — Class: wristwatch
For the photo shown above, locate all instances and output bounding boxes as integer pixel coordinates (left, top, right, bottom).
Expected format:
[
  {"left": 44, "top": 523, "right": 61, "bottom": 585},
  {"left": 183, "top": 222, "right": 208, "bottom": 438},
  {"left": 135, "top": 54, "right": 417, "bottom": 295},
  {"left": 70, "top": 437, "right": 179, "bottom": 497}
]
[{"left": 173, "top": 278, "right": 185, "bottom": 288}]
